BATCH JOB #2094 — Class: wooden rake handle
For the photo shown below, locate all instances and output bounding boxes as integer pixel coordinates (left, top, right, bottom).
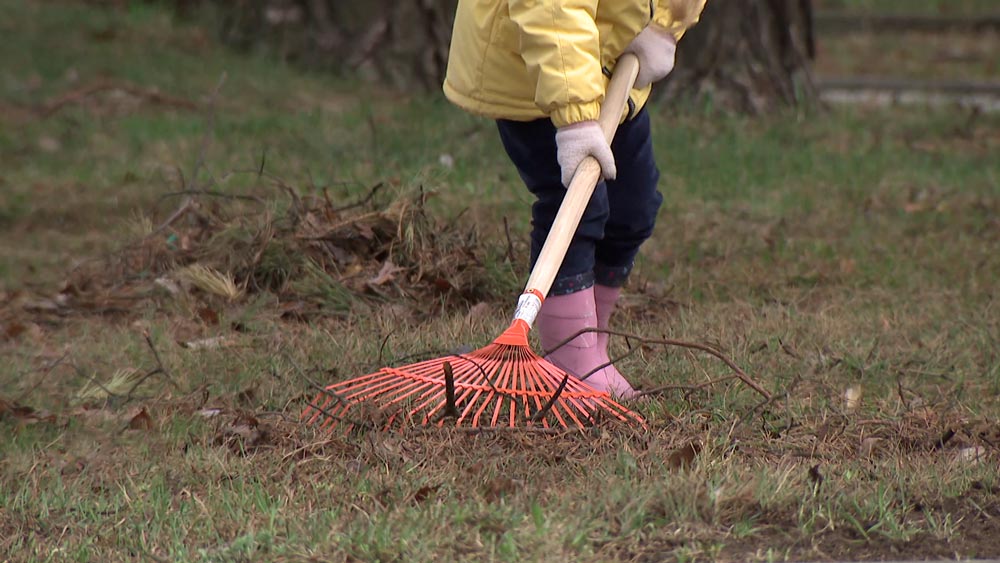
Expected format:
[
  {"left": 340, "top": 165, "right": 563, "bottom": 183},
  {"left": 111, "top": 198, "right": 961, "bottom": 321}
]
[{"left": 523, "top": 53, "right": 641, "bottom": 300}]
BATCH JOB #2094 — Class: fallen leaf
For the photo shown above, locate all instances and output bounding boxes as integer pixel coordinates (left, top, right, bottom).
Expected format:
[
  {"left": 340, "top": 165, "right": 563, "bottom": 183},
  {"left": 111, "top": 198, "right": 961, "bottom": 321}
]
[
  {"left": 367, "top": 260, "right": 404, "bottom": 286},
  {"left": 236, "top": 386, "right": 256, "bottom": 405},
  {"left": 859, "top": 437, "right": 884, "bottom": 458},
  {"left": 154, "top": 276, "right": 181, "bottom": 296},
  {"left": 808, "top": 464, "right": 824, "bottom": 492},
  {"left": 483, "top": 477, "right": 517, "bottom": 502},
  {"left": 3, "top": 321, "right": 27, "bottom": 340},
  {"left": 197, "top": 307, "right": 220, "bottom": 325},
  {"left": 216, "top": 414, "right": 268, "bottom": 453},
  {"left": 196, "top": 407, "right": 223, "bottom": 418},
  {"left": 666, "top": 441, "right": 701, "bottom": 470},
  {"left": 128, "top": 407, "right": 154, "bottom": 430},
  {"left": 844, "top": 385, "right": 862, "bottom": 412},
  {"left": 0, "top": 397, "right": 56, "bottom": 425},
  {"left": 411, "top": 484, "right": 442, "bottom": 504},
  {"left": 355, "top": 223, "right": 375, "bottom": 240},
  {"left": 60, "top": 455, "right": 88, "bottom": 477}
]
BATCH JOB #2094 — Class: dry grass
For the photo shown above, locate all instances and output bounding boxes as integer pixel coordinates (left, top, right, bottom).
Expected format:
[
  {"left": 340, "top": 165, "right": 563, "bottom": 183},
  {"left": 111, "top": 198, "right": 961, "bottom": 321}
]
[{"left": 174, "top": 264, "right": 245, "bottom": 301}]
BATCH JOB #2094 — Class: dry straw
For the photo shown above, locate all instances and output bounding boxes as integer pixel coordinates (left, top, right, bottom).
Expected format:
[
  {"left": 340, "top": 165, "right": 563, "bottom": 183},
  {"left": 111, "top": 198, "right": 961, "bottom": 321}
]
[{"left": 174, "top": 263, "right": 244, "bottom": 301}]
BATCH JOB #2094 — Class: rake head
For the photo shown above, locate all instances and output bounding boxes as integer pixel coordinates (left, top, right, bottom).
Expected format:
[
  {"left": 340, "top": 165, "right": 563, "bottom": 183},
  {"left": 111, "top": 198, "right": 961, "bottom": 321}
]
[{"left": 302, "top": 320, "right": 645, "bottom": 431}]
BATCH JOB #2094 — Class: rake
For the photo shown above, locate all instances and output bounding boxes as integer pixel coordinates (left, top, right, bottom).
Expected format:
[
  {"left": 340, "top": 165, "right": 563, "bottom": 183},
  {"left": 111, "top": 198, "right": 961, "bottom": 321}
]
[{"left": 303, "top": 54, "right": 644, "bottom": 430}]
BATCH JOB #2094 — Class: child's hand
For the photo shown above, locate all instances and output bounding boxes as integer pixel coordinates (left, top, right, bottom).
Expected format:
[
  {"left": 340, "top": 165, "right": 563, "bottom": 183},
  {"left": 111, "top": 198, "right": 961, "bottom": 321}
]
[
  {"left": 624, "top": 25, "right": 678, "bottom": 89},
  {"left": 555, "top": 121, "right": 617, "bottom": 187}
]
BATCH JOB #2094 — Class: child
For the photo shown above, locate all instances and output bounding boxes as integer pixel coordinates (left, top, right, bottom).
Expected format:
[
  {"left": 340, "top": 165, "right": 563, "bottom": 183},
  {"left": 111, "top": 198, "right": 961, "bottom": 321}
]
[{"left": 443, "top": 0, "right": 706, "bottom": 398}]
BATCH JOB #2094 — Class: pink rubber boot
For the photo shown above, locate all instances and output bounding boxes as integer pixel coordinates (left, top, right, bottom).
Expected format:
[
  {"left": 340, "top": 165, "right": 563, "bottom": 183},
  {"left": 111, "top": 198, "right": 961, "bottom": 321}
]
[
  {"left": 537, "top": 286, "right": 637, "bottom": 398},
  {"left": 593, "top": 284, "right": 633, "bottom": 388},
  {"left": 593, "top": 284, "right": 622, "bottom": 354}
]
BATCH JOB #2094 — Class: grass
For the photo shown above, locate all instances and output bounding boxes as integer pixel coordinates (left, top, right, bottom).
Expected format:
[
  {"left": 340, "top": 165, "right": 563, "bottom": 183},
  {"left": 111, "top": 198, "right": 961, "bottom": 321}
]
[
  {"left": 815, "top": 0, "right": 1000, "bottom": 16},
  {"left": 2, "top": 1, "right": 1000, "bottom": 562},
  {"left": 812, "top": 0, "right": 1000, "bottom": 82}
]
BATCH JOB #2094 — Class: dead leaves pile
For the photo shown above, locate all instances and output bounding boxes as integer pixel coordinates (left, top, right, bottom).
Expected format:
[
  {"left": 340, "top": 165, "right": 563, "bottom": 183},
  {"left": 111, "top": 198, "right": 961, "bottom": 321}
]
[{"left": 4, "top": 186, "right": 513, "bottom": 327}]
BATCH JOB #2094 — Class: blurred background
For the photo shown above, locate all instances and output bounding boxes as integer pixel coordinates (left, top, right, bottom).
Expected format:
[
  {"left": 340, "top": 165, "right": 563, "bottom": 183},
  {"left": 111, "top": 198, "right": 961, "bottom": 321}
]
[{"left": 164, "top": 0, "right": 1000, "bottom": 111}]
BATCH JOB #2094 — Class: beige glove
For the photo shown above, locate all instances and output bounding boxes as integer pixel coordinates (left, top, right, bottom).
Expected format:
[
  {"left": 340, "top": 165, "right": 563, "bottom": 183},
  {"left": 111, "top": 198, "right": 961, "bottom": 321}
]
[
  {"left": 555, "top": 121, "right": 617, "bottom": 187},
  {"left": 624, "top": 25, "right": 677, "bottom": 89}
]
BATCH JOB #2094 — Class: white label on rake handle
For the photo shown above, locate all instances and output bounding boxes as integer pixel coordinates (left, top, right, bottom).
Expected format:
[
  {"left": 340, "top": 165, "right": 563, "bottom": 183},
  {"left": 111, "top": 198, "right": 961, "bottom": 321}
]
[{"left": 512, "top": 292, "right": 542, "bottom": 327}]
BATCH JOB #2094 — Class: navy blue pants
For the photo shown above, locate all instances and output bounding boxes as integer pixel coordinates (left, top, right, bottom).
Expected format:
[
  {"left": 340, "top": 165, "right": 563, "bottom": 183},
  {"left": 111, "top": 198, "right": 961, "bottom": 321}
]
[{"left": 496, "top": 108, "right": 663, "bottom": 295}]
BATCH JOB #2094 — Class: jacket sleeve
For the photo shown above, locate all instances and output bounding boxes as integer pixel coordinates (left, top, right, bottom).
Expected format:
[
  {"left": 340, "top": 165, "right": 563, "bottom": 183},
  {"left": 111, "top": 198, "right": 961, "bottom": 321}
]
[
  {"left": 507, "top": 0, "right": 604, "bottom": 128},
  {"left": 653, "top": 0, "right": 708, "bottom": 40}
]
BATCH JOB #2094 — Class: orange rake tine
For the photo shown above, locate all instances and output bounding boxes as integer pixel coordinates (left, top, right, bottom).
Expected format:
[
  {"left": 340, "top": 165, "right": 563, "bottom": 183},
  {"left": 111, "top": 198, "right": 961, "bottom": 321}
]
[{"left": 300, "top": 325, "right": 646, "bottom": 431}]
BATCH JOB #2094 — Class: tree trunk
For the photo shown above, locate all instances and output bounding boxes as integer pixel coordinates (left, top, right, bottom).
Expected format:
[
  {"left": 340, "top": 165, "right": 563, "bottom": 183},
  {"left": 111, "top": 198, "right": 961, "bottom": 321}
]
[
  {"left": 661, "top": 0, "right": 818, "bottom": 112},
  {"left": 202, "top": 0, "right": 456, "bottom": 89}
]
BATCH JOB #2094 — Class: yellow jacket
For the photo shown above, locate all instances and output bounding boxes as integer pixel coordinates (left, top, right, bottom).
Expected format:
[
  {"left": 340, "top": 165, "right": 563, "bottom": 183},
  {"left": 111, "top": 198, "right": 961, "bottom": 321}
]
[{"left": 443, "top": 0, "right": 707, "bottom": 127}]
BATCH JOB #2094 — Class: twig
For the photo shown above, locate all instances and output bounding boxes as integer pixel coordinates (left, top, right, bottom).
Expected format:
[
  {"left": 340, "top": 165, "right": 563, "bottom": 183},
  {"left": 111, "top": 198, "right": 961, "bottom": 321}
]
[
  {"left": 300, "top": 374, "right": 350, "bottom": 408},
  {"left": 126, "top": 332, "right": 180, "bottom": 401},
  {"left": 738, "top": 389, "right": 788, "bottom": 430},
  {"left": 145, "top": 197, "right": 195, "bottom": 241},
  {"left": 281, "top": 437, "right": 340, "bottom": 463},
  {"left": 14, "top": 352, "right": 69, "bottom": 403},
  {"left": 281, "top": 354, "right": 377, "bottom": 430},
  {"left": 636, "top": 375, "right": 740, "bottom": 399},
  {"left": 332, "top": 182, "right": 384, "bottom": 213},
  {"left": 441, "top": 362, "right": 459, "bottom": 419},
  {"left": 502, "top": 217, "right": 516, "bottom": 264},
  {"left": 36, "top": 79, "right": 199, "bottom": 118},
  {"left": 303, "top": 400, "right": 374, "bottom": 431},
  {"left": 896, "top": 374, "right": 912, "bottom": 412},
  {"left": 377, "top": 331, "right": 396, "bottom": 365},
  {"left": 429, "top": 361, "right": 462, "bottom": 424},
  {"left": 546, "top": 328, "right": 772, "bottom": 401},
  {"left": 143, "top": 332, "right": 170, "bottom": 382},
  {"left": 144, "top": 73, "right": 227, "bottom": 241},
  {"left": 530, "top": 373, "right": 572, "bottom": 424},
  {"left": 159, "top": 189, "right": 265, "bottom": 204}
]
